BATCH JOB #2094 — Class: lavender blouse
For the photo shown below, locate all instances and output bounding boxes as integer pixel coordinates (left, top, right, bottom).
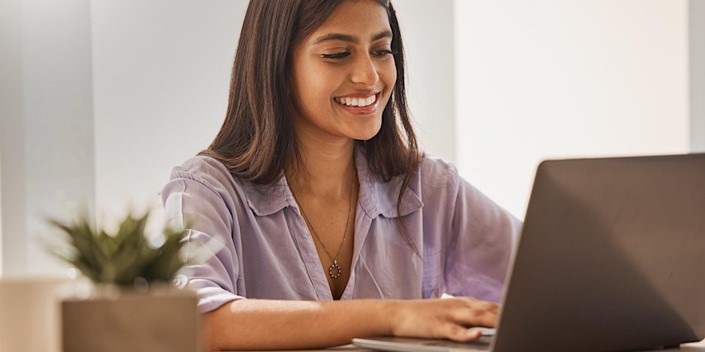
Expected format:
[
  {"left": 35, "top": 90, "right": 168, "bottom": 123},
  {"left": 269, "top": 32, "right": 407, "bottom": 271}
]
[{"left": 162, "top": 150, "right": 521, "bottom": 313}]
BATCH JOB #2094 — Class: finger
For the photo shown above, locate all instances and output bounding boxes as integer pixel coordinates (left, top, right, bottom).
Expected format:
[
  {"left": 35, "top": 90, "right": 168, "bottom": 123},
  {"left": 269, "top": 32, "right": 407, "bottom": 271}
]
[
  {"left": 467, "top": 300, "right": 500, "bottom": 315},
  {"left": 451, "top": 304, "right": 499, "bottom": 327},
  {"left": 443, "top": 324, "right": 484, "bottom": 342},
  {"left": 485, "top": 302, "right": 500, "bottom": 314},
  {"left": 451, "top": 297, "right": 499, "bottom": 311}
]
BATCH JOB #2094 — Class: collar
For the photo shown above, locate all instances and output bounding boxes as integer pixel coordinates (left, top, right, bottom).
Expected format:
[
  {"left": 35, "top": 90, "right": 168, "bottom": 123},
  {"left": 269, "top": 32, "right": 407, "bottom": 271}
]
[{"left": 242, "top": 148, "right": 423, "bottom": 218}]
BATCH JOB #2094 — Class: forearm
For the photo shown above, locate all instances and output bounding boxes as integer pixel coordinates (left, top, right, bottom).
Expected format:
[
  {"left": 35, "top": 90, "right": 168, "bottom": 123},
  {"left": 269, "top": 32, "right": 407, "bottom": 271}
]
[{"left": 204, "top": 298, "right": 396, "bottom": 350}]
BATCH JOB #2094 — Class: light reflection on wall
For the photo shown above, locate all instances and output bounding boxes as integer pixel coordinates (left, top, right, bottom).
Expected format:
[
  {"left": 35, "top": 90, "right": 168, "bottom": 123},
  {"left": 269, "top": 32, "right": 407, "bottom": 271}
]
[{"left": 455, "top": 0, "right": 689, "bottom": 218}]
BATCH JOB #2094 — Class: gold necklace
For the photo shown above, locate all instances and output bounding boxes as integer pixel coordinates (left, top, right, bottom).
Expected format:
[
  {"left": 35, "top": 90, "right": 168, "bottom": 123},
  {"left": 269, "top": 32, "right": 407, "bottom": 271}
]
[{"left": 291, "top": 180, "right": 355, "bottom": 279}]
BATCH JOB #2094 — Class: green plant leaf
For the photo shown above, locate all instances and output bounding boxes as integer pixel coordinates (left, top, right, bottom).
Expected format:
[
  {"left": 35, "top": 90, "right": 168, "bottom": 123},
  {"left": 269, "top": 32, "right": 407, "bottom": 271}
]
[{"left": 47, "top": 210, "right": 190, "bottom": 287}]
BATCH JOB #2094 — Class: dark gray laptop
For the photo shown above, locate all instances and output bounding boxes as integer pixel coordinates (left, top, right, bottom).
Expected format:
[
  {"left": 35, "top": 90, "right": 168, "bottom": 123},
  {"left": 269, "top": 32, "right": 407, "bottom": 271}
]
[{"left": 354, "top": 154, "right": 705, "bottom": 352}]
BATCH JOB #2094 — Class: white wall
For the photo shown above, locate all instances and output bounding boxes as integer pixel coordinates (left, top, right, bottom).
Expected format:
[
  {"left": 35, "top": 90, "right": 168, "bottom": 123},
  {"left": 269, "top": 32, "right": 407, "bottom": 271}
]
[
  {"left": 691, "top": 0, "right": 705, "bottom": 152},
  {"left": 1, "top": 0, "right": 698, "bottom": 276},
  {"left": 1, "top": 0, "right": 95, "bottom": 277},
  {"left": 0, "top": 0, "right": 23, "bottom": 279},
  {"left": 91, "top": 0, "right": 457, "bottom": 231},
  {"left": 0, "top": 152, "right": 3, "bottom": 277},
  {"left": 91, "top": 0, "right": 247, "bottom": 231},
  {"left": 455, "top": 0, "right": 689, "bottom": 217},
  {"left": 394, "top": 0, "right": 456, "bottom": 163}
]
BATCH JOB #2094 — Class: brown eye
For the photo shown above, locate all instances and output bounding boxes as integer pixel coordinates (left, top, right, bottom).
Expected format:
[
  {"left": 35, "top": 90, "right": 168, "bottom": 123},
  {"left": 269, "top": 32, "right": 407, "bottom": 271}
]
[
  {"left": 321, "top": 52, "right": 351, "bottom": 60},
  {"left": 371, "top": 49, "right": 394, "bottom": 58}
]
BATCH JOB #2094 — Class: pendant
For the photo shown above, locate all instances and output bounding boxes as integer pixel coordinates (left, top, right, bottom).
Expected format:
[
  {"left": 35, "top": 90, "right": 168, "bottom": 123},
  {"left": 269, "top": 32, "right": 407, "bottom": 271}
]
[{"left": 328, "top": 259, "right": 342, "bottom": 279}]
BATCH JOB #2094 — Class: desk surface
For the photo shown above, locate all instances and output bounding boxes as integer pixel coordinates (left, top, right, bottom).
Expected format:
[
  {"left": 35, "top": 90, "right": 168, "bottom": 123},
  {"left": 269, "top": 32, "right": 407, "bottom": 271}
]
[
  {"left": 230, "top": 339, "right": 705, "bottom": 352},
  {"left": 673, "top": 339, "right": 705, "bottom": 350}
]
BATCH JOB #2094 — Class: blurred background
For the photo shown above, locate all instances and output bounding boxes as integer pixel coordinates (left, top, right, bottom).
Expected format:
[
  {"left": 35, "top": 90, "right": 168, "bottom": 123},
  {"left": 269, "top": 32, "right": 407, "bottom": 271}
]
[{"left": 1, "top": 0, "right": 703, "bottom": 277}]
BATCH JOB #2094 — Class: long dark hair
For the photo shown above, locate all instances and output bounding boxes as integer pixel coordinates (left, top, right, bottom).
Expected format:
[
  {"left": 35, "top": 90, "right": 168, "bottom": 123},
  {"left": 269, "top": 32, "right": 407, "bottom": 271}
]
[{"left": 203, "top": 0, "right": 422, "bottom": 233}]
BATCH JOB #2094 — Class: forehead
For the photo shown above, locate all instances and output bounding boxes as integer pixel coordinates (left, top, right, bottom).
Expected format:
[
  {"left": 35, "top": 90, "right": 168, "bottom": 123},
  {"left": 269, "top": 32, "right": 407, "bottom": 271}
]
[{"left": 309, "top": 0, "right": 390, "bottom": 39}]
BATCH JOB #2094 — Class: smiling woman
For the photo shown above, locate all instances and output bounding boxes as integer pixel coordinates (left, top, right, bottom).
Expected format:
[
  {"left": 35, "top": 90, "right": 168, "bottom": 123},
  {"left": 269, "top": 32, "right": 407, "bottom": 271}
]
[
  {"left": 290, "top": 3, "right": 396, "bottom": 142},
  {"left": 162, "top": 0, "right": 519, "bottom": 349},
  {"left": 2, "top": 0, "right": 694, "bottom": 349}
]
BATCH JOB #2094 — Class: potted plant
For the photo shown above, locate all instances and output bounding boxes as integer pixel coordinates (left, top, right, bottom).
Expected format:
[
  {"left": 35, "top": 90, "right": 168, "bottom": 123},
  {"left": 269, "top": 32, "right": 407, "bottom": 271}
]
[{"left": 48, "top": 211, "right": 200, "bottom": 352}]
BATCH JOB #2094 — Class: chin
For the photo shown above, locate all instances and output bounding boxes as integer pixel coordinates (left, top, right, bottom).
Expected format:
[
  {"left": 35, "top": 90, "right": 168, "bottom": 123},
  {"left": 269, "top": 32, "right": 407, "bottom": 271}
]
[
  {"left": 353, "top": 133, "right": 379, "bottom": 141},
  {"left": 349, "top": 120, "right": 382, "bottom": 141}
]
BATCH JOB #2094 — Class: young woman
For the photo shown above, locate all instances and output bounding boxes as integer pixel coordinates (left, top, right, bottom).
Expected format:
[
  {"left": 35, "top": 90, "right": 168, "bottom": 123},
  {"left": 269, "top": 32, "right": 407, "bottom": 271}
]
[{"left": 162, "top": 0, "right": 521, "bottom": 349}]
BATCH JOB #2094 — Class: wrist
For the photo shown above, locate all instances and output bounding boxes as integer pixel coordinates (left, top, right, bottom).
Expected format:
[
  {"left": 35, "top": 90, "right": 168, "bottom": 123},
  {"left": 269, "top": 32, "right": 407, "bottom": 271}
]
[{"left": 382, "top": 299, "right": 403, "bottom": 336}]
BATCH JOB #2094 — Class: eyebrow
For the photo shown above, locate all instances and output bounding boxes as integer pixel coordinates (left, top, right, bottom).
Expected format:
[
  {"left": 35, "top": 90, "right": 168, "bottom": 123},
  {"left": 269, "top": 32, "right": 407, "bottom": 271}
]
[{"left": 312, "top": 30, "right": 393, "bottom": 45}]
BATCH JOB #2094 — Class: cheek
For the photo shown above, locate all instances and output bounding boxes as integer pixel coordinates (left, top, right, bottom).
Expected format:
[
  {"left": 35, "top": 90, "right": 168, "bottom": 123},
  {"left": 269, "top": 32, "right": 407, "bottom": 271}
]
[
  {"left": 294, "top": 68, "right": 333, "bottom": 110},
  {"left": 297, "top": 77, "right": 334, "bottom": 110},
  {"left": 380, "top": 60, "right": 397, "bottom": 93}
]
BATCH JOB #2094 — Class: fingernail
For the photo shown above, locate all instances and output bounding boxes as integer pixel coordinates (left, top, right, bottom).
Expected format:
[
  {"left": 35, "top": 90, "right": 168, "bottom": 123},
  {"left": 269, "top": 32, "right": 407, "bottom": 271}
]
[{"left": 467, "top": 327, "right": 482, "bottom": 338}]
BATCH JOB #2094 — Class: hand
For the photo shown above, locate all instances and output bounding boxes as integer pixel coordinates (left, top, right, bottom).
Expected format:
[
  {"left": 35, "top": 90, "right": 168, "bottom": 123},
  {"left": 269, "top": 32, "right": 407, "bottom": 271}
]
[{"left": 389, "top": 297, "right": 500, "bottom": 342}]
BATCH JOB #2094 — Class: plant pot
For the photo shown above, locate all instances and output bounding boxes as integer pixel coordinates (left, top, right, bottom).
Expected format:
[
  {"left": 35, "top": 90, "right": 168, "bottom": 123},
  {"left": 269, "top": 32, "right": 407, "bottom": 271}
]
[
  {"left": 61, "top": 284, "right": 200, "bottom": 352},
  {"left": 0, "top": 277, "right": 69, "bottom": 352}
]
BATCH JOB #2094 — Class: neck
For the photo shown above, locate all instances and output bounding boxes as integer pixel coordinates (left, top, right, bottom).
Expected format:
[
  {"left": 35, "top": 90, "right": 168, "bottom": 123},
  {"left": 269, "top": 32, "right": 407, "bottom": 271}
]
[{"left": 287, "top": 130, "right": 357, "bottom": 201}]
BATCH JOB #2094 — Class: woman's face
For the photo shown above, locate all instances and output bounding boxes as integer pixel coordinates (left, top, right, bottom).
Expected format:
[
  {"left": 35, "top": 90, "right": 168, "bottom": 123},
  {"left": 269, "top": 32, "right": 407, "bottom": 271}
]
[{"left": 291, "top": 0, "right": 396, "bottom": 144}]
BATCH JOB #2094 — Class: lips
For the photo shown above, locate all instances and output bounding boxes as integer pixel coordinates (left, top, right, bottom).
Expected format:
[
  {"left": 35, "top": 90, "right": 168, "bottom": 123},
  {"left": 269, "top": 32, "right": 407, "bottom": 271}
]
[
  {"left": 334, "top": 94, "right": 377, "bottom": 108},
  {"left": 332, "top": 92, "right": 381, "bottom": 115}
]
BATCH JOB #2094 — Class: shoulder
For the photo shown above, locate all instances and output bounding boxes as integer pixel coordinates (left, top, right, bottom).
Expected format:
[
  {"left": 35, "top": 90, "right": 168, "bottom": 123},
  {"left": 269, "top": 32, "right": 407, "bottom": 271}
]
[
  {"left": 166, "top": 155, "right": 243, "bottom": 203},
  {"left": 169, "top": 155, "right": 245, "bottom": 191},
  {"left": 415, "top": 154, "right": 461, "bottom": 190},
  {"left": 171, "top": 155, "right": 232, "bottom": 182},
  {"left": 167, "top": 155, "right": 289, "bottom": 217},
  {"left": 367, "top": 154, "right": 461, "bottom": 215}
]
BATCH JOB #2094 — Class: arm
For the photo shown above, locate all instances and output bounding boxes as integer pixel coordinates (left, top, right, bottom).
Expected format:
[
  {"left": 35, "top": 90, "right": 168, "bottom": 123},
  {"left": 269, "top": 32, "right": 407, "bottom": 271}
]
[
  {"left": 164, "top": 158, "right": 498, "bottom": 349},
  {"left": 416, "top": 157, "right": 520, "bottom": 302},
  {"left": 446, "top": 170, "right": 521, "bottom": 302},
  {"left": 204, "top": 297, "right": 499, "bottom": 350}
]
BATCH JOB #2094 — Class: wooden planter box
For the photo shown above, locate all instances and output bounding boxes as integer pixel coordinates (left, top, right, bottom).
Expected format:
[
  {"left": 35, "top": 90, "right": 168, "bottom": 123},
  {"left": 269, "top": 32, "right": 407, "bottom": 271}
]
[{"left": 61, "top": 286, "right": 200, "bottom": 352}]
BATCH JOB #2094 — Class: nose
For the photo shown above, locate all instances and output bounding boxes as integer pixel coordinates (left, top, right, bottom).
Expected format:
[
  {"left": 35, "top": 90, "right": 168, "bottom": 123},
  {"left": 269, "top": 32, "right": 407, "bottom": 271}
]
[{"left": 350, "top": 54, "right": 379, "bottom": 86}]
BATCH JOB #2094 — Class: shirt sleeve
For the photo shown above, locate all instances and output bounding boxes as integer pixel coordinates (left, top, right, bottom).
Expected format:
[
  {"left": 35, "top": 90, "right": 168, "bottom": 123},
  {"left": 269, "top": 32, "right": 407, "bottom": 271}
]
[
  {"left": 440, "top": 162, "right": 522, "bottom": 302},
  {"left": 162, "top": 157, "right": 246, "bottom": 313}
]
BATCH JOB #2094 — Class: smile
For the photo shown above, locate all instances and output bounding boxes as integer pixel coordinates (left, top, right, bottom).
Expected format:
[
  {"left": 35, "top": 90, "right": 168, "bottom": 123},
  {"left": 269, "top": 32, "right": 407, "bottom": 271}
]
[{"left": 333, "top": 94, "right": 378, "bottom": 108}]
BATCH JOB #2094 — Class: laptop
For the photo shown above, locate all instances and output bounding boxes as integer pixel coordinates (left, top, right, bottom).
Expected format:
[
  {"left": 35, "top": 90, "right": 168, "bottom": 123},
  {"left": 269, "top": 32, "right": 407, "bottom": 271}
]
[{"left": 353, "top": 154, "right": 705, "bottom": 352}]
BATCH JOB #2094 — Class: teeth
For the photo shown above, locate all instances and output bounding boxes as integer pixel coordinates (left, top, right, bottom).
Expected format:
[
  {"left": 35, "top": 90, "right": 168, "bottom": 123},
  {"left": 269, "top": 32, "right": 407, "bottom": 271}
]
[{"left": 335, "top": 95, "right": 376, "bottom": 107}]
